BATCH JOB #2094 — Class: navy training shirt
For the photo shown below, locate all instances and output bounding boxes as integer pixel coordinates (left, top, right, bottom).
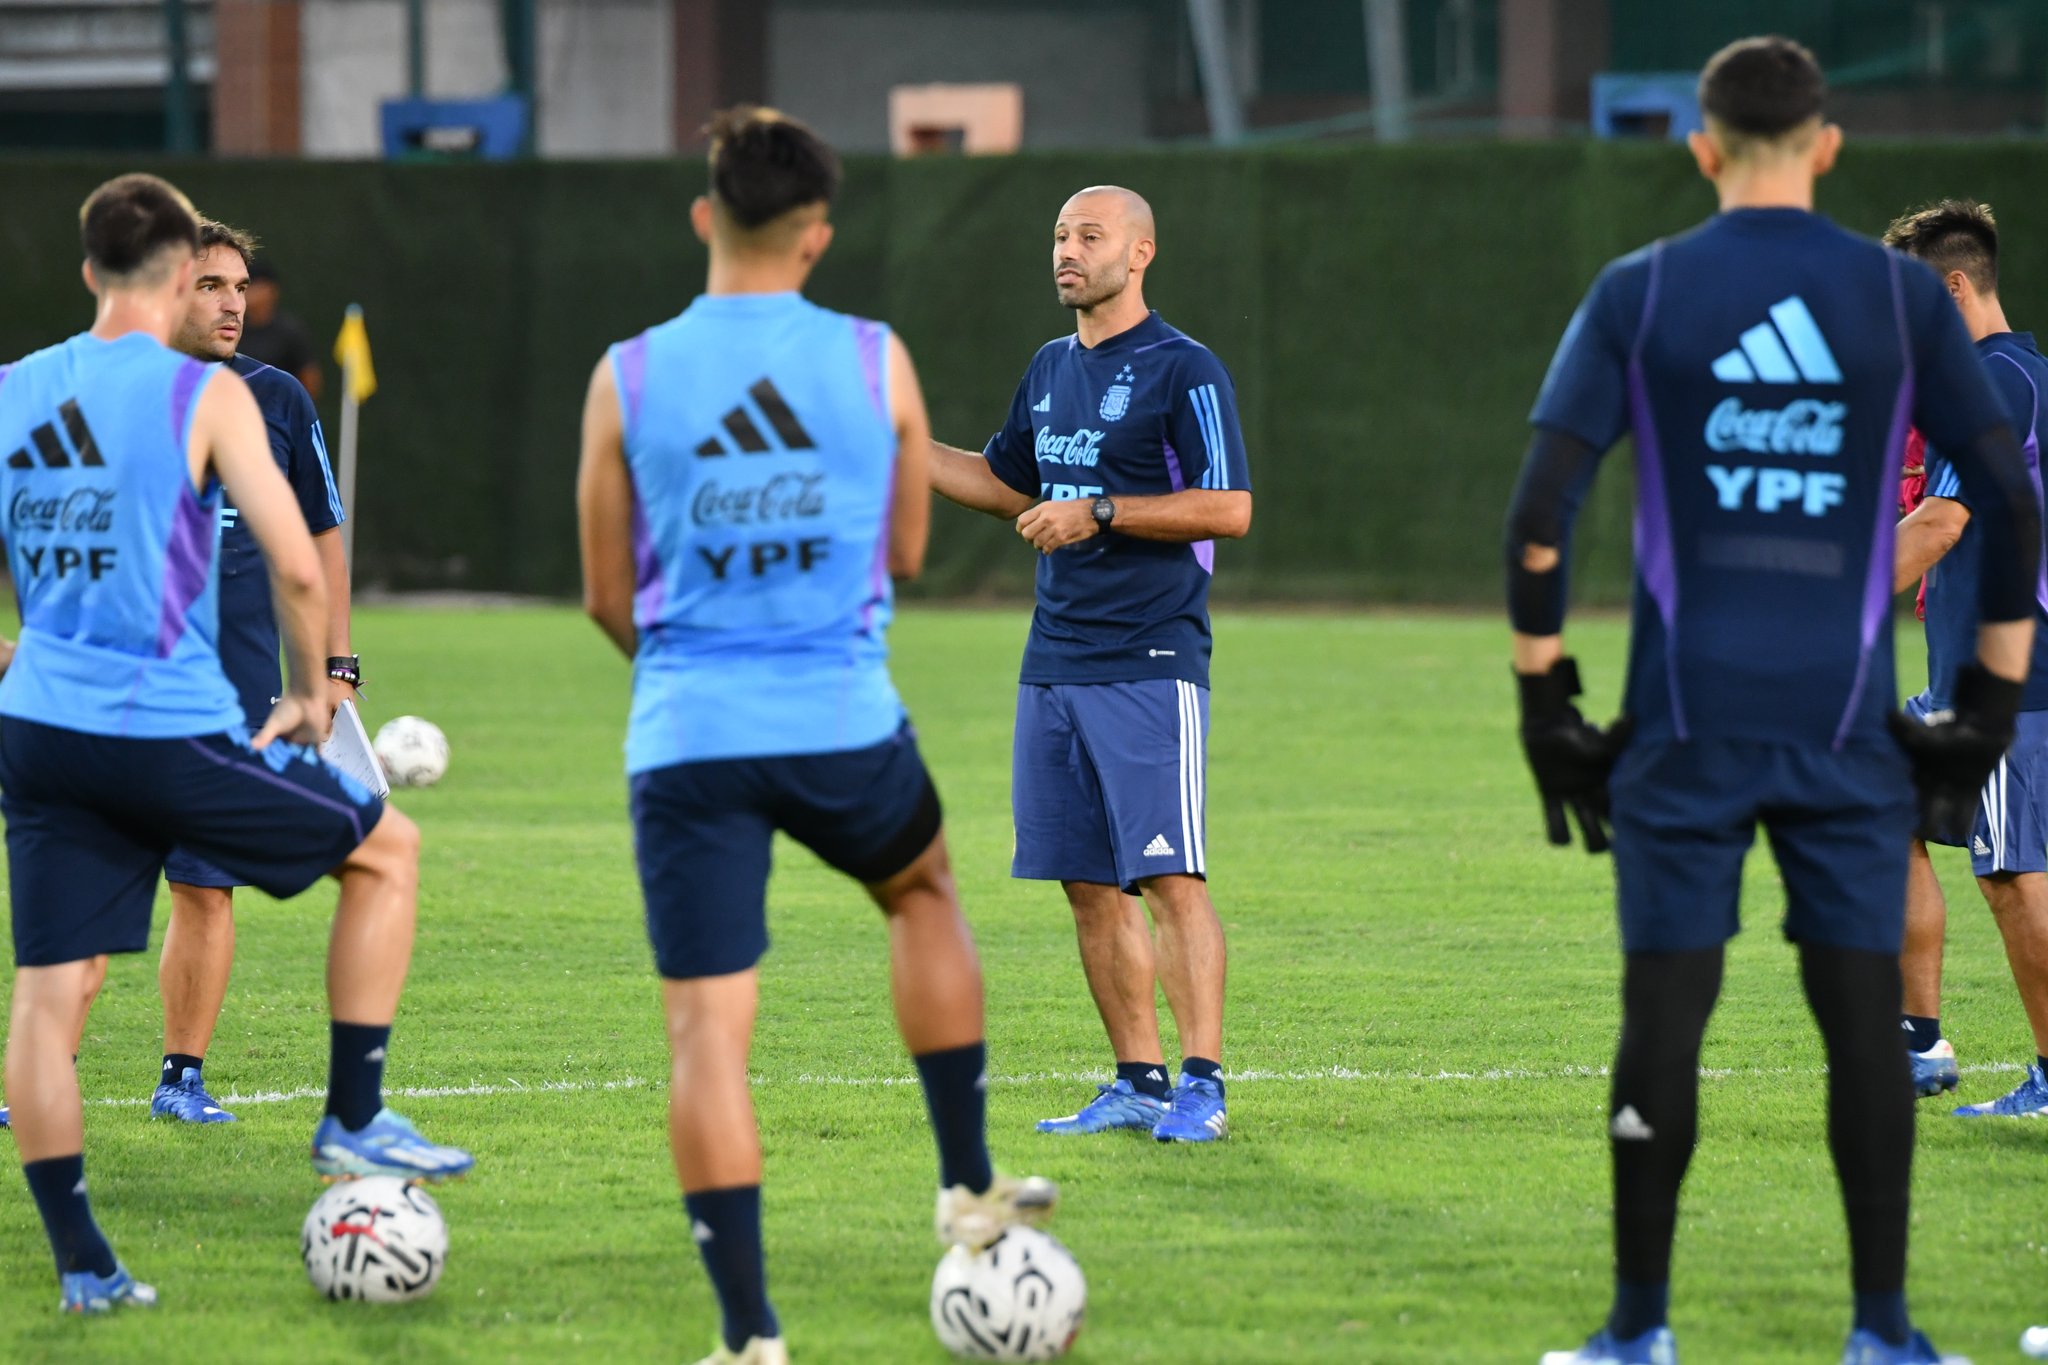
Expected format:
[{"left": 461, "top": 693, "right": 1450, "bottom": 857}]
[
  {"left": 1921, "top": 330, "right": 2048, "bottom": 711},
  {"left": 215, "top": 352, "right": 344, "bottom": 725},
  {"left": 1531, "top": 208, "right": 2013, "bottom": 749},
  {"left": 983, "top": 311, "right": 1250, "bottom": 689}
]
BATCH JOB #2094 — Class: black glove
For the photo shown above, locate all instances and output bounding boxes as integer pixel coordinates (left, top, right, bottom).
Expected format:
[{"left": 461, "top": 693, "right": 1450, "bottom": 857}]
[
  {"left": 1887, "top": 662, "right": 2023, "bottom": 845},
  {"left": 1515, "top": 657, "right": 1633, "bottom": 853}
]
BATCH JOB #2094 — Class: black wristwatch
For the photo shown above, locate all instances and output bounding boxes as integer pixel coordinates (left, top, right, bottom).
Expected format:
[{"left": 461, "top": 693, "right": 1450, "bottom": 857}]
[
  {"left": 1090, "top": 495, "right": 1116, "bottom": 529},
  {"left": 327, "top": 655, "right": 362, "bottom": 689}
]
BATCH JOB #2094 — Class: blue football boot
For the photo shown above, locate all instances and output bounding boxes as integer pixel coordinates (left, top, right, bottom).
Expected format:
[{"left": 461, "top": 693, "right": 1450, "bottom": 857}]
[
  {"left": 1909, "top": 1039, "right": 1959, "bottom": 1099},
  {"left": 1952, "top": 1061, "right": 2048, "bottom": 1117},
  {"left": 1152, "top": 1073, "right": 1228, "bottom": 1143},
  {"left": 1540, "top": 1327, "right": 1676, "bottom": 1364},
  {"left": 60, "top": 1264, "right": 157, "bottom": 1314},
  {"left": 1, "top": 1102, "right": 9, "bottom": 1128},
  {"left": 311, "top": 1107, "right": 474, "bottom": 1182},
  {"left": 1840, "top": 1328, "right": 1968, "bottom": 1363},
  {"left": 1035, "top": 1079, "right": 1167, "bottom": 1134},
  {"left": 150, "top": 1067, "right": 236, "bottom": 1123}
]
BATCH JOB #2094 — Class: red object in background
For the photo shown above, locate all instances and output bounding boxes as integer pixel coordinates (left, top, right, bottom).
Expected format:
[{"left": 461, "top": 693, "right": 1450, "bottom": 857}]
[{"left": 1902, "top": 428, "right": 1929, "bottom": 620}]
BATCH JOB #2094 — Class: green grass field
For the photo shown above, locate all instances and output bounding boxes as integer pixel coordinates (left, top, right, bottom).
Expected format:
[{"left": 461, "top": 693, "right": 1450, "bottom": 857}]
[{"left": 0, "top": 606, "right": 2043, "bottom": 1364}]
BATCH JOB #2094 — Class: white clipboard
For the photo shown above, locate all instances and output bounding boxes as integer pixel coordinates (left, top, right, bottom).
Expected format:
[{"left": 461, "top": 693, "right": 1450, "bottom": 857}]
[{"left": 320, "top": 698, "right": 392, "bottom": 799}]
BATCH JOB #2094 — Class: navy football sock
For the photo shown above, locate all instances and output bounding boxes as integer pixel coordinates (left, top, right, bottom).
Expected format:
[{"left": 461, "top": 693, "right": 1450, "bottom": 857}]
[
  {"left": 685, "top": 1185, "right": 779, "bottom": 1352},
  {"left": 24, "top": 1154, "right": 117, "bottom": 1277},
  {"left": 325, "top": 1021, "right": 391, "bottom": 1130},
  {"left": 913, "top": 1042, "right": 994, "bottom": 1193},
  {"left": 1607, "top": 1278, "right": 1669, "bottom": 1340},
  {"left": 1115, "top": 1060, "right": 1170, "bottom": 1099},
  {"left": 1853, "top": 1291, "right": 1911, "bottom": 1347},
  {"left": 1181, "top": 1056, "right": 1225, "bottom": 1100},
  {"left": 1803, "top": 945, "right": 1914, "bottom": 1340},
  {"left": 161, "top": 1052, "right": 204, "bottom": 1086},
  {"left": 1900, "top": 1015, "right": 1940, "bottom": 1053},
  {"left": 2036, "top": 1054, "right": 2048, "bottom": 1077}
]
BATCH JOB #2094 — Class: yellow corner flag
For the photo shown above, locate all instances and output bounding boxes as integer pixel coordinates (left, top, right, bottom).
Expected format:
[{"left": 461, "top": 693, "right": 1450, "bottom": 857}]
[{"left": 333, "top": 304, "right": 377, "bottom": 404}]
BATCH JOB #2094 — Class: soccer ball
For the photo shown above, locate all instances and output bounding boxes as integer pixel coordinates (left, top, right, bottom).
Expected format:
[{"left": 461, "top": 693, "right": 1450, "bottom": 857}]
[
  {"left": 373, "top": 716, "right": 450, "bottom": 788},
  {"left": 301, "top": 1177, "right": 448, "bottom": 1303},
  {"left": 930, "top": 1227, "right": 1085, "bottom": 1361}
]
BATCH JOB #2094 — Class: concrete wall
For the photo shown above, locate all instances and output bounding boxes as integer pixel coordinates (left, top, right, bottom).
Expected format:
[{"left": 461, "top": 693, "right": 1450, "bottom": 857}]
[
  {"left": 766, "top": 2, "right": 1154, "bottom": 152},
  {"left": 299, "top": 0, "right": 668, "bottom": 158}
]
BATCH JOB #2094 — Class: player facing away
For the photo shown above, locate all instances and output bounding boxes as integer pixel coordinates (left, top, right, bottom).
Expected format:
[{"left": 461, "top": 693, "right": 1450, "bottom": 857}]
[
  {"left": 927, "top": 186, "right": 1251, "bottom": 1142},
  {"left": 576, "top": 109, "right": 1056, "bottom": 1365},
  {"left": 151, "top": 217, "right": 356, "bottom": 1124},
  {"left": 0, "top": 174, "right": 471, "bottom": 1315},
  {"left": 1885, "top": 200, "right": 2048, "bottom": 1118},
  {"left": 1507, "top": 40, "right": 2039, "bottom": 1365}
]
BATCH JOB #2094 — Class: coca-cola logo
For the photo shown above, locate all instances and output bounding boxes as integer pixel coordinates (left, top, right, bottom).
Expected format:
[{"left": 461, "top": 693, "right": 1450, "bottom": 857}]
[
  {"left": 1703, "top": 398, "right": 1847, "bottom": 456},
  {"left": 690, "top": 473, "right": 826, "bottom": 528},
  {"left": 10, "top": 486, "right": 115, "bottom": 534}
]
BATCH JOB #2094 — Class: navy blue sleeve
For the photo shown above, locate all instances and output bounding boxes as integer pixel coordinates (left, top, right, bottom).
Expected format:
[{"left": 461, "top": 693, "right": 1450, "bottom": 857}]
[
  {"left": 1164, "top": 347, "right": 1251, "bottom": 492},
  {"left": 982, "top": 363, "right": 1041, "bottom": 498},
  {"left": 288, "top": 385, "right": 345, "bottom": 534},
  {"left": 1528, "top": 261, "right": 1638, "bottom": 451},
  {"left": 1935, "top": 356, "right": 2042, "bottom": 510}
]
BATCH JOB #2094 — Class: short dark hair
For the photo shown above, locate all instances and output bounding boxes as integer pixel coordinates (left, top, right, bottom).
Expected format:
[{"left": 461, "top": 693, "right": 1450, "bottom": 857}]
[
  {"left": 1698, "top": 36, "right": 1826, "bottom": 149},
  {"left": 1884, "top": 198, "right": 2000, "bottom": 294},
  {"left": 196, "top": 218, "right": 260, "bottom": 271},
  {"left": 705, "top": 106, "right": 840, "bottom": 231},
  {"left": 78, "top": 173, "right": 200, "bottom": 283}
]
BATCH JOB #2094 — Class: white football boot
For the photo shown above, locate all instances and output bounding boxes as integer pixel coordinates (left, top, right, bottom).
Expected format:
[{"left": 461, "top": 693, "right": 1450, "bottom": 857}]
[{"left": 935, "top": 1172, "right": 1059, "bottom": 1250}]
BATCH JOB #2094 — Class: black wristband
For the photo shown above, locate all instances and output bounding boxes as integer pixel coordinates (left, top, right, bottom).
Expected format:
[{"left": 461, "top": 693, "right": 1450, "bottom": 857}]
[{"left": 327, "top": 655, "right": 361, "bottom": 688}]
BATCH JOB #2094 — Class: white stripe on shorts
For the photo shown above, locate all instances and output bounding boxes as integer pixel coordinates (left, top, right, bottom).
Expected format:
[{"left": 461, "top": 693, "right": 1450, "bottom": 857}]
[
  {"left": 1178, "top": 680, "right": 1207, "bottom": 875},
  {"left": 1176, "top": 681, "right": 1196, "bottom": 874}
]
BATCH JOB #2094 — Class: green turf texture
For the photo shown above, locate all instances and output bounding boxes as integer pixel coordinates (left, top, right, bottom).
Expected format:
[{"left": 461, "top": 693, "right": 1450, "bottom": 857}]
[{"left": 1, "top": 606, "right": 2043, "bottom": 1364}]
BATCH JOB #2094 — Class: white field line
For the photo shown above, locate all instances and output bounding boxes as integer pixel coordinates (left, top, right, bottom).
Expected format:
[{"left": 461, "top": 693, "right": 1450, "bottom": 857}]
[{"left": 81, "top": 1061, "right": 2024, "bottom": 1110}]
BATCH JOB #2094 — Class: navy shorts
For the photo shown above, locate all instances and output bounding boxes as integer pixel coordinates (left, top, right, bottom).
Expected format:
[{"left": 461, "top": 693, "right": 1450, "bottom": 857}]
[
  {"left": 629, "top": 722, "right": 942, "bottom": 980},
  {"left": 1907, "top": 692, "right": 2048, "bottom": 876},
  {"left": 1011, "top": 680, "right": 1208, "bottom": 892},
  {"left": 0, "top": 717, "right": 384, "bottom": 968},
  {"left": 164, "top": 619, "right": 283, "bottom": 890},
  {"left": 1609, "top": 736, "right": 1916, "bottom": 955}
]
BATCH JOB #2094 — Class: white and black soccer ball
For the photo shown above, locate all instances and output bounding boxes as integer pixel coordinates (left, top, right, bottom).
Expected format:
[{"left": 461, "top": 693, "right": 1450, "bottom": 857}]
[
  {"left": 301, "top": 1177, "right": 447, "bottom": 1303},
  {"left": 931, "top": 1227, "right": 1085, "bottom": 1361},
  {"left": 373, "top": 716, "right": 450, "bottom": 788}
]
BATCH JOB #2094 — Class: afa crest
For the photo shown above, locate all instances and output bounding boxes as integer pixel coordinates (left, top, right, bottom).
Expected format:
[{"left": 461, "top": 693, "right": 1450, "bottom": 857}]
[{"left": 1099, "top": 364, "right": 1136, "bottom": 422}]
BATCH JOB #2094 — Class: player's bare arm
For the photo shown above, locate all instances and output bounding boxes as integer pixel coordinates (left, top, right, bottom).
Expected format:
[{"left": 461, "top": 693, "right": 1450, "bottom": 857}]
[
  {"left": 577, "top": 356, "right": 638, "bottom": 660},
  {"left": 930, "top": 439, "right": 1035, "bottom": 518},
  {"left": 887, "top": 332, "right": 933, "bottom": 578},
  {"left": 193, "top": 367, "right": 328, "bottom": 746},
  {"left": 1894, "top": 495, "right": 1970, "bottom": 592},
  {"left": 314, "top": 529, "right": 354, "bottom": 713},
  {"left": 1015, "top": 489, "right": 1251, "bottom": 554}
]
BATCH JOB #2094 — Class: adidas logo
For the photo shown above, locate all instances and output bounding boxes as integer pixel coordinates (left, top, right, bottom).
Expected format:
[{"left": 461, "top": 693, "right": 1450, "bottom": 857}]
[
  {"left": 691, "top": 1219, "right": 715, "bottom": 1244},
  {"left": 1974, "top": 836, "right": 1992, "bottom": 856},
  {"left": 364, "top": 1047, "right": 386, "bottom": 1063},
  {"left": 694, "top": 378, "right": 815, "bottom": 457},
  {"left": 1609, "top": 1104, "right": 1655, "bottom": 1141},
  {"left": 1146, "top": 1068, "right": 1164, "bottom": 1083},
  {"left": 1710, "top": 296, "right": 1842, "bottom": 385},
  {"left": 72, "top": 1178, "right": 87, "bottom": 1196},
  {"left": 1143, "top": 834, "right": 1176, "bottom": 858},
  {"left": 1032, "top": 393, "right": 1051, "bottom": 413},
  {"left": 6, "top": 399, "right": 105, "bottom": 470}
]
